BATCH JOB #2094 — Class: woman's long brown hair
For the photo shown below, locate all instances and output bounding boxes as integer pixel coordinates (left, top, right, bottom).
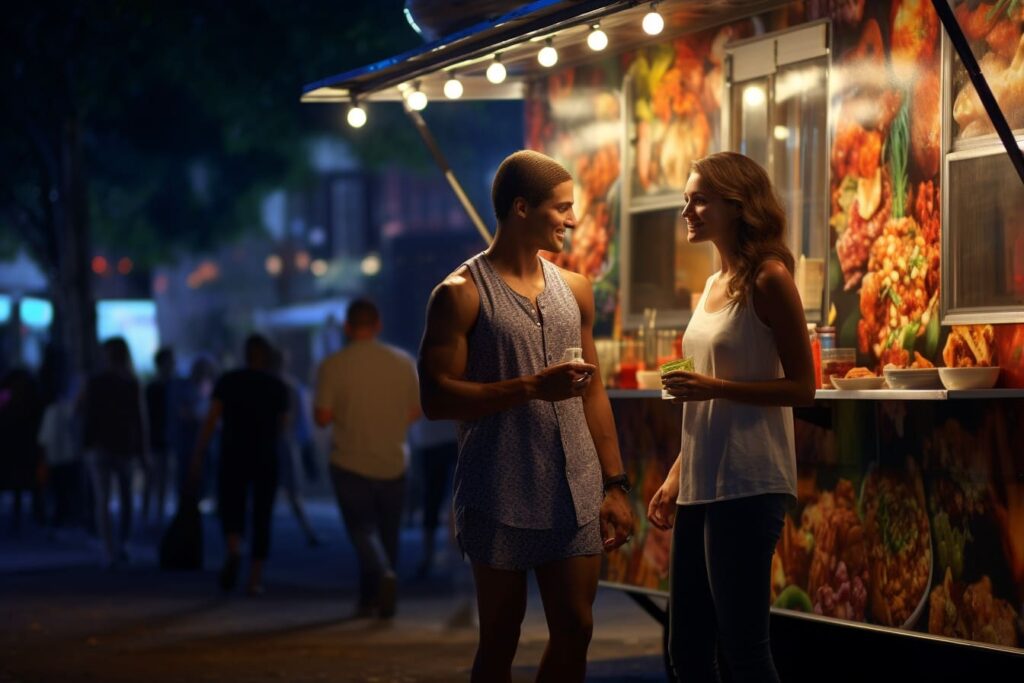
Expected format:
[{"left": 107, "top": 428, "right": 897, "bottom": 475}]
[{"left": 690, "top": 152, "right": 794, "bottom": 306}]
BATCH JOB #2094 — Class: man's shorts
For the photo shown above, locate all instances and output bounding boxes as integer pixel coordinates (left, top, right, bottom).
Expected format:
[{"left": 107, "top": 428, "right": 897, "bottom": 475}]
[{"left": 457, "top": 508, "right": 603, "bottom": 571}]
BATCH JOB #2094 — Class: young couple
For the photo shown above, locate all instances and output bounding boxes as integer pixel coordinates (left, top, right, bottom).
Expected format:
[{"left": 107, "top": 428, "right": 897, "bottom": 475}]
[{"left": 418, "top": 149, "right": 815, "bottom": 683}]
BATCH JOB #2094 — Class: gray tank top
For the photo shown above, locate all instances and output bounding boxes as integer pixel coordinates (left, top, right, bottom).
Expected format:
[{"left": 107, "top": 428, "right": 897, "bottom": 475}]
[{"left": 454, "top": 252, "right": 603, "bottom": 530}]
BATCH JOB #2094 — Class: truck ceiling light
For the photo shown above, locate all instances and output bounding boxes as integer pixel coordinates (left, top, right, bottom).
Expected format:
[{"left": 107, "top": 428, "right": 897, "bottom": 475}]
[
  {"left": 587, "top": 24, "right": 608, "bottom": 51},
  {"left": 538, "top": 38, "right": 558, "bottom": 68},
  {"left": 642, "top": 3, "right": 664, "bottom": 36},
  {"left": 486, "top": 54, "right": 507, "bottom": 84},
  {"left": 347, "top": 99, "right": 367, "bottom": 128},
  {"left": 407, "top": 81, "right": 428, "bottom": 111},
  {"left": 443, "top": 73, "right": 464, "bottom": 99}
]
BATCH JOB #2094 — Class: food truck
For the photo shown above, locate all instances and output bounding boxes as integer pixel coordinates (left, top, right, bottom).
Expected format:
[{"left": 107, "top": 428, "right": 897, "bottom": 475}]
[{"left": 303, "top": 0, "right": 1024, "bottom": 674}]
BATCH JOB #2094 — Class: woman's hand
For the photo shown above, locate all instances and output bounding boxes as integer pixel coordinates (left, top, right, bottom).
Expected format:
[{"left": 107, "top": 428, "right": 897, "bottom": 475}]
[
  {"left": 647, "top": 476, "right": 680, "bottom": 531},
  {"left": 661, "top": 370, "right": 722, "bottom": 403}
]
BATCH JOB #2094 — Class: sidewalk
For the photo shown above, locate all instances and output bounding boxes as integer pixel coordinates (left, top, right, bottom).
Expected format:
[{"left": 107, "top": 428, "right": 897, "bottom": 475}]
[{"left": 0, "top": 498, "right": 666, "bottom": 683}]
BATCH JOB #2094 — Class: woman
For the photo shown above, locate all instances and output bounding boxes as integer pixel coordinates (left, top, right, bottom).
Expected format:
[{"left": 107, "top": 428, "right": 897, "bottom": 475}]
[
  {"left": 649, "top": 152, "right": 815, "bottom": 682},
  {"left": 81, "top": 337, "right": 147, "bottom": 566}
]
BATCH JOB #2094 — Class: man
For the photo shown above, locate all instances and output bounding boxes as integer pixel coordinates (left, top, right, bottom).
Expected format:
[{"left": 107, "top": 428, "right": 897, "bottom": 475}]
[
  {"left": 191, "top": 334, "right": 288, "bottom": 595},
  {"left": 418, "top": 149, "right": 634, "bottom": 683},
  {"left": 143, "top": 347, "right": 177, "bottom": 527},
  {"left": 314, "top": 298, "right": 421, "bottom": 619}
]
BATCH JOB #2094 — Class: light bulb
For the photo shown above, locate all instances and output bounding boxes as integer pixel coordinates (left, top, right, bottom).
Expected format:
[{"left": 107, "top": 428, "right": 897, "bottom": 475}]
[
  {"left": 587, "top": 25, "right": 608, "bottom": 51},
  {"left": 443, "top": 75, "right": 463, "bottom": 99},
  {"left": 347, "top": 104, "right": 367, "bottom": 128},
  {"left": 486, "top": 57, "right": 507, "bottom": 84},
  {"left": 538, "top": 40, "right": 558, "bottom": 68},
  {"left": 642, "top": 8, "right": 664, "bottom": 35},
  {"left": 407, "top": 83, "right": 428, "bottom": 111},
  {"left": 743, "top": 85, "right": 766, "bottom": 107}
]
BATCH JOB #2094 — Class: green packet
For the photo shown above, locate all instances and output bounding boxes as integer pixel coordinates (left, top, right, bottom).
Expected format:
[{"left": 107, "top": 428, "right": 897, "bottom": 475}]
[{"left": 660, "top": 357, "right": 694, "bottom": 374}]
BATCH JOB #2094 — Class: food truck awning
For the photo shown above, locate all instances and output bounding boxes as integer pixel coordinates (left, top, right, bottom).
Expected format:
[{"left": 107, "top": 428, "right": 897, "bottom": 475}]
[{"left": 301, "top": 0, "right": 790, "bottom": 104}]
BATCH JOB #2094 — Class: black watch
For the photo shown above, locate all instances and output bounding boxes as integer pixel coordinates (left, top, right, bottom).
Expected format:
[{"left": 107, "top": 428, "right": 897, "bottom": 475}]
[{"left": 603, "top": 473, "right": 631, "bottom": 495}]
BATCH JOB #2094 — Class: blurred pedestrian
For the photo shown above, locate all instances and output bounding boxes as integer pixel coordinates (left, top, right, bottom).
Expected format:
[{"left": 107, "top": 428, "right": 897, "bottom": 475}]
[
  {"left": 80, "top": 338, "right": 147, "bottom": 566},
  {"left": 409, "top": 417, "right": 457, "bottom": 579},
  {"left": 142, "top": 347, "right": 177, "bottom": 527},
  {"left": 314, "top": 298, "right": 420, "bottom": 618},
  {"left": 37, "top": 372, "right": 81, "bottom": 529},
  {"left": 174, "top": 354, "right": 217, "bottom": 502},
  {"left": 190, "top": 334, "right": 287, "bottom": 595},
  {"left": 271, "top": 347, "right": 320, "bottom": 547},
  {"left": 0, "top": 367, "right": 44, "bottom": 533}
]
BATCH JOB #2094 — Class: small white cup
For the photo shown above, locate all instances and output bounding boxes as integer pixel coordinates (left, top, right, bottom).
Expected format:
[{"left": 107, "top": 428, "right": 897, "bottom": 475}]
[{"left": 561, "top": 347, "right": 584, "bottom": 364}]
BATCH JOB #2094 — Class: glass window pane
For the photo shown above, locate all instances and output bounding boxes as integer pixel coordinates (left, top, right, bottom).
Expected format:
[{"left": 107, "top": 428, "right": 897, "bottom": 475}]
[
  {"left": 948, "top": 152, "right": 1024, "bottom": 310},
  {"left": 772, "top": 59, "right": 829, "bottom": 318},
  {"left": 731, "top": 78, "right": 769, "bottom": 168},
  {"left": 629, "top": 208, "right": 716, "bottom": 313}
]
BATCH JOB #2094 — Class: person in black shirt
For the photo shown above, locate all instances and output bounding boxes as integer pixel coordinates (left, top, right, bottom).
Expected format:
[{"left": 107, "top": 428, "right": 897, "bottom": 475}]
[{"left": 190, "top": 335, "right": 288, "bottom": 595}]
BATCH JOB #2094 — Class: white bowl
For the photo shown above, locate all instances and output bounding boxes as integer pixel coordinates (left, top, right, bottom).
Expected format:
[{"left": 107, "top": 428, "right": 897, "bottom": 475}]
[
  {"left": 938, "top": 366, "right": 1000, "bottom": 390},
  {"left": 635, "top": 370, "right": 662, "bottom": 390},
  {"left": 883, "top": 367, "right": 942, "bottom": 390},
  {"left": 831, "top": 375, "right": 887, "bottom": 390}
]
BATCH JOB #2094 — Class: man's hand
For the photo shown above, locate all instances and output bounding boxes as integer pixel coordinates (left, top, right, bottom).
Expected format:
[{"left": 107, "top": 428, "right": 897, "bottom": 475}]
[
  {"left": 600, "top": 488, "right": 634, "bottom": 551},
  {"left": 647, "top": 477, "right": 679, "bottom": 531},
  {"left": 534, "top": 362, "right": 596, "bottom": 402},
  {"left": 662, "top": 370, "right": 722, "bottom": 403}
]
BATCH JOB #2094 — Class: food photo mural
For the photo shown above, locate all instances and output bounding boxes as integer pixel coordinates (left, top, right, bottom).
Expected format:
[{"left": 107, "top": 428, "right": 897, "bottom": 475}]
[
  {"left": 526, "top": 61, "right": 623, "bottom": 335},
  {"left": 526, "top": 0, "right": 1024, "bottom": 651}
]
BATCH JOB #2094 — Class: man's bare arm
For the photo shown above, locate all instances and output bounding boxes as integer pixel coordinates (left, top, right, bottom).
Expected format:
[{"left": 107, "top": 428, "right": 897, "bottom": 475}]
[
  {"left": 564, "top": 270, "right": 625, "bottom": 481},
  {"left": 418, "top": 267, "right": 594, "bottom": 421},
  {"left": 564, "top": 268, "right": 633, "bottom": 550}
]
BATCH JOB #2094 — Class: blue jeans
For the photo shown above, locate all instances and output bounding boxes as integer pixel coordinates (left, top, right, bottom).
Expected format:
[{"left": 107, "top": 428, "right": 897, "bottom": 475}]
[{"left": 668, "top": 494, "right": 787, "bottom": 683}]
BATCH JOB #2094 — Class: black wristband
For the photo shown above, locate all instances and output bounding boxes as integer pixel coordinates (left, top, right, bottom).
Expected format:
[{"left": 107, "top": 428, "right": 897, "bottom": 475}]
[{"left": 603, "top": 473, "right": 631, "bottom": 494}]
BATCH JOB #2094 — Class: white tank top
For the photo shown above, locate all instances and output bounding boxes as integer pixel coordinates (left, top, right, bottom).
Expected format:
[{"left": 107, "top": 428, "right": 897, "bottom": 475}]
[{"left": 676, "top": 271, "right": 797, "bottom": 505}]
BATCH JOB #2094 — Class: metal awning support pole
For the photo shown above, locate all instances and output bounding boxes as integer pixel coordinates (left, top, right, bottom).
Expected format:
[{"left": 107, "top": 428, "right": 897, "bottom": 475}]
[
  {"left": 403, "top": 105, "right": 493, "bottom": 245},
  {"left": 933, "top": 0, "right": 1024, "bottom": 186}
]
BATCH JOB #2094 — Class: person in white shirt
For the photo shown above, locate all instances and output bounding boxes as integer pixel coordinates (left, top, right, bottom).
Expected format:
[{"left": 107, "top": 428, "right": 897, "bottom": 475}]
[
  {"left": 314, "top": 298, "right": 421, "bottom": 619},
  {"left": 649, "top": 152, "right": 816, "bottom": 683}
]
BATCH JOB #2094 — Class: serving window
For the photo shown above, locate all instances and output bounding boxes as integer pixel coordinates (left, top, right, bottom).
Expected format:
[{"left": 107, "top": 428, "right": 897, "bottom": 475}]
[
  {"left": 941, "top": 1, "right": 1024, "bottom": 323},
  {"left": 726, "top": 22, "right": 831, "bottom": 323}
]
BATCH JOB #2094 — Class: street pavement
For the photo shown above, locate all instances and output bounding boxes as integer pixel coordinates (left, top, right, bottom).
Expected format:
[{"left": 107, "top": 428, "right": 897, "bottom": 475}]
[{"left": 0, "top": 498, "right": 667, "bottom": 683}]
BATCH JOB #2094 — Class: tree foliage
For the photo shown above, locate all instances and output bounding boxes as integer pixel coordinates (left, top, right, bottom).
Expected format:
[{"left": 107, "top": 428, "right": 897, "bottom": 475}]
[{"left": 0, "top": 0, "right": 423, "bottom": 267}]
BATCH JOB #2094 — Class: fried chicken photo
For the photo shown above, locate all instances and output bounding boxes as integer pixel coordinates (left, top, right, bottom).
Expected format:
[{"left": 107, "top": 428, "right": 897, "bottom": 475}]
[{"left": 942, "top": 325, "right": 996, "bottom": 367}]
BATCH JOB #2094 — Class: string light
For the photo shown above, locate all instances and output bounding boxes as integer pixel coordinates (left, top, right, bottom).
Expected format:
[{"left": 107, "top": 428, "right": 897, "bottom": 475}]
[
  {"left": 443, "top": 73, "right": 463, "bottom": 99},
  {"left": 642, "top": 3, "right": 664, "bottom": 35},
  {"left": 346, "top": 98, "right": 367, "bottom": 128},
  {"left": 538, "top": 38, "right": 558, "bottom": 68},
  {"left": 587, "top": 23, "right": 608, "bottom": 51},
  {"left": 486, "top": 54, "right": 507, "bottom": 84},
  {"left": 407, "top": 81, "right": 428, "bottom": 111}
]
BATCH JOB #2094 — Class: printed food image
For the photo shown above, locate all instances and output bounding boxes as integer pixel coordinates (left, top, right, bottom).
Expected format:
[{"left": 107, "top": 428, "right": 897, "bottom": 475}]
[
  {"left": 773, "top": 480, "right": 869, "bottom": 622},
  {"left": 951, "top": 1, "right": 1024, "bottom": 139},
  {"left": 855, "top": 97, "right": 941, "bottom": 366},
  {"left": 534, "top": 70, "right": 621, "bottom": 284},
  {"left": 628, "top": 24, "right": 738, "bottom": 197},
  {"left": 929, "top": 568, "right": 1019, "bottom": 646},
  {"left": 832, "top": 124, "right": 893, "bottom": 291},
  {"left": 943, "top": 324, "right": 996, "bottom": 367},
  {"left": 861, "top": 460, "right": 933, "bottom": 627}
]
